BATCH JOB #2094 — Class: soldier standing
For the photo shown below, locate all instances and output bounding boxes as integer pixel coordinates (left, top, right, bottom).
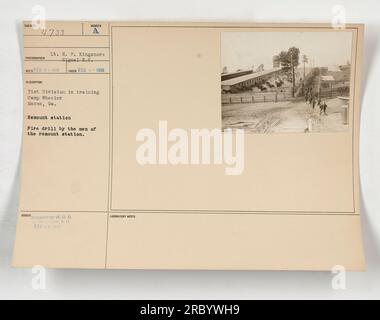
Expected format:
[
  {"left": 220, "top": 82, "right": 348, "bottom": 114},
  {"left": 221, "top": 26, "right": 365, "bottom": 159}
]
[
  {"left": 312, "top": 97, "right": 317, "bottom": 110},
  {"left": 323, "top": 101, "right": 328, "bottom": 115},
  {"left": 320, "top": 101, "right": 328, "bottom": 115}
]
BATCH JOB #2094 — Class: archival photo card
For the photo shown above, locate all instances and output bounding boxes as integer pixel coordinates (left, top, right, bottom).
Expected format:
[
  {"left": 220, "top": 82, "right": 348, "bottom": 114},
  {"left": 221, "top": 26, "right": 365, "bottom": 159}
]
[
  {"left": 13, "top": 22, "right": 364, "bottom": 271},
  {"left": 221, "top": 31, "right": 353, "bottom": 133}
]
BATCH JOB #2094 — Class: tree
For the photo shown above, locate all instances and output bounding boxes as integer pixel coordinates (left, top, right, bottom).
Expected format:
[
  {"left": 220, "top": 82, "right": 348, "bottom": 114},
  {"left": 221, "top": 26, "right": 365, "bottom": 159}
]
[
  {"left": 304, "top": 67, "right": 321, "bottom": 91},
  {"left": 279, "top": 47, "right": 300, "bottom": 97},
  {"left": 302, "top": 54, "right": 308, "bottom": 81}
]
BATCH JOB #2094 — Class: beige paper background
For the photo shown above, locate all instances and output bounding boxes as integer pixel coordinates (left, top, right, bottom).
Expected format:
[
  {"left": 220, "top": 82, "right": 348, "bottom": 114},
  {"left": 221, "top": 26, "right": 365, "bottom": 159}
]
[
  {"left": 13, "top": 22, "right": 365, "bottom": 270},
  {"left": 111, "top": 26, "right": 356, "bottom": 213}
]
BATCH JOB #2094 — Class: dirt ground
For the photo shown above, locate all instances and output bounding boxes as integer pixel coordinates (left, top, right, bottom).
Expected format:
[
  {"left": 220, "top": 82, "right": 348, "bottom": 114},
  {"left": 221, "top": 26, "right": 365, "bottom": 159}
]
[{"left": 222, "top": 97, "right": 349, "bottom": 133}]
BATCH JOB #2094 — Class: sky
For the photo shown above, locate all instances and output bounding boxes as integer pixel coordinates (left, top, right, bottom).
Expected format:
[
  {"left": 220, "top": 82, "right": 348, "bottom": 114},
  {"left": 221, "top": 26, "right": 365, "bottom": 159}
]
[{"left": 221, "top": 31, "right": 353, "bottom": 73}]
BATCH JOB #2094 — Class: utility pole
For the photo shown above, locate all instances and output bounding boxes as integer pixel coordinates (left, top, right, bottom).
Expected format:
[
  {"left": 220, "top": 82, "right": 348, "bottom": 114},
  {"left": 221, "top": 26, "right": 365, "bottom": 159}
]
[
  {"left": 291, "top": 52, "right": 295, "bottom": 98},
  {"left": 302, "top": 54, "right": 308, "bottom": 94}
]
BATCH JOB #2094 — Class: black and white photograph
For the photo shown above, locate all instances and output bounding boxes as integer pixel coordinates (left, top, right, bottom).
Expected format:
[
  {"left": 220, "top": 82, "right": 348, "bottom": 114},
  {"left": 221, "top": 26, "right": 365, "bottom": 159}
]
[{"left": 221, "top": 31, "right": 353, "bottom": 133}]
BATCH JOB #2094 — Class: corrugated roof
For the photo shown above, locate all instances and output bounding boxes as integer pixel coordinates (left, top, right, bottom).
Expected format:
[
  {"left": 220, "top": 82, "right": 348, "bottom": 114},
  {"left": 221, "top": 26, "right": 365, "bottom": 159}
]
[
  {"left": 221, "top": 67, "right": 282, "bottom": 86},
  {"left": 321, "top": 75, "right": 335, "bottom": 81}
]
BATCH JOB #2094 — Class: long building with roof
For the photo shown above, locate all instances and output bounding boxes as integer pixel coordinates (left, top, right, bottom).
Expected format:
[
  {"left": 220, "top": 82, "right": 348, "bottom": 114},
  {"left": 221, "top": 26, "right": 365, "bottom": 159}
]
[{"left": 221, "top": 67, "right": 282, "bottom": 92}]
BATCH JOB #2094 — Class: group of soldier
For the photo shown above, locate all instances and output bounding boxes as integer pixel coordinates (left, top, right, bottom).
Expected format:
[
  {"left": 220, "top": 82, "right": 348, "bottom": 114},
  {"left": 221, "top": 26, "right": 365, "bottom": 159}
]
[{"left": 305, "top": 88, "right": 328, "bottom": 116}]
